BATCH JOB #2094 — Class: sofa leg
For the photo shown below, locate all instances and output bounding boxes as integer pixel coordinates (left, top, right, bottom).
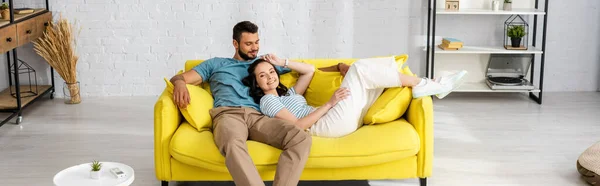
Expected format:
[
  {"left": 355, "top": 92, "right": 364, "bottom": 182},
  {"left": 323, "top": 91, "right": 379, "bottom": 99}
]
[
  {"left": 161, "top": 181, "right": 168, "bottom": 186},
  {"left": 420, "top": 178, "right": 427, "bottom": 186}
]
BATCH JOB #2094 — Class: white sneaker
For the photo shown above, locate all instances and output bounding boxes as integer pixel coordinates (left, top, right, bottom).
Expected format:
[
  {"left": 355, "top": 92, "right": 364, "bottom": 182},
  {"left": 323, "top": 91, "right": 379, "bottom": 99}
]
[
  {"left": 434, "top": 70, "right": 468, "bottom": 99},
  {"left": 412, "top": 78, "right": 452, "bottom": 98}
]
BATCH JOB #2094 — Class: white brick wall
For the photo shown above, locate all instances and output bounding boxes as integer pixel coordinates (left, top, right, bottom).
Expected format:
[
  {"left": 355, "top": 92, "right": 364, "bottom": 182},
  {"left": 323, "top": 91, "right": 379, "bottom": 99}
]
[
  {"left": 0, "top": 0, "right": 597, "bottom": 98},
  {"left": 0, "top": 0, "right": 428, "bottom": 97},
  {"left": 12, "top": 1, "right": 46, "bottom": 9}
]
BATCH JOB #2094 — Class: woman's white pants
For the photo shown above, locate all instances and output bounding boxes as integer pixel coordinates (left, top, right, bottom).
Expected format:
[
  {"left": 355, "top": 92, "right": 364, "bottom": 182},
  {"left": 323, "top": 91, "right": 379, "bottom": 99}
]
[{"left": 308, "top": 56, "right": 403, "bottom": 138}]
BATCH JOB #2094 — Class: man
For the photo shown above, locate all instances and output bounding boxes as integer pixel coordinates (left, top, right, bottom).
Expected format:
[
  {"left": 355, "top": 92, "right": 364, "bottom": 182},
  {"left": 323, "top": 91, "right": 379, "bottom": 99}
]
[{"left": 169, "top": 21, "right": 312, "bottom": 186}]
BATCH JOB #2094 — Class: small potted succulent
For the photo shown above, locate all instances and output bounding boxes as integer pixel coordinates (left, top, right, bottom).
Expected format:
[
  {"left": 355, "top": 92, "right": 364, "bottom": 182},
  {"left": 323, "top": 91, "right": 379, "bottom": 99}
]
[
  {"left": 0, "top": 3, "right": 9, "bottom": 21},
  {"left": 503, "top": 0, "right": 512, "bottom": 11},
  {"left": 507, "top": 25, "right": 526, "bottom": 47},
  {"left": 90, "top": 160, "right": 102, "bottom": 179}
]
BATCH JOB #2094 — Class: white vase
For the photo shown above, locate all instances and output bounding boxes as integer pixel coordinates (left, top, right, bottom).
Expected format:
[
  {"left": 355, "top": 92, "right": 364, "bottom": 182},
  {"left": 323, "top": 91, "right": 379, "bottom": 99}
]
[{"left": 90, "top": 171, "right": 101, "bottom": 179}]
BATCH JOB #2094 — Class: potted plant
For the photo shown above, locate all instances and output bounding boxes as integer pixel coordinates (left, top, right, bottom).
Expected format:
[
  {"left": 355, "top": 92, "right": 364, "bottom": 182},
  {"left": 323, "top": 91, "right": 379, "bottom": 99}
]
[
  {"left": 33, "top": 15, "right": 81, "bottom": 104},
  {"left": 507, "top": 25, "right": 526, "bottom": 47},
  {"left": 90, "top": 160, "right": 102, "bottom": 179},
  {"left": 504, "top": 0, "right": 512, "bottom": 11},
  {"left": 0, "top": 3, "right": 9, "bottom": 21}
]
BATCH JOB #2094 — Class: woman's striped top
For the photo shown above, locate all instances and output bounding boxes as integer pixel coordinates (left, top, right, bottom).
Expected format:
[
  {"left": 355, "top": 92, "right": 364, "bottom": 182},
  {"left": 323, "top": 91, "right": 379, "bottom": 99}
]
[{"left": 259, "top": 87, "right": 315, "bottom": 119}]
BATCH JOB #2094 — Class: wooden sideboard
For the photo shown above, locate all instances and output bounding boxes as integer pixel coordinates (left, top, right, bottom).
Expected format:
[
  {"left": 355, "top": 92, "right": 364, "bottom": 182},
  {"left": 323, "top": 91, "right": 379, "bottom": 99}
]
[
  {"left": 0, "top": 8, "right": 55, "bottom": 127},
  {"left": 1, "top": 10, "right": 52, "bottom": 53}
]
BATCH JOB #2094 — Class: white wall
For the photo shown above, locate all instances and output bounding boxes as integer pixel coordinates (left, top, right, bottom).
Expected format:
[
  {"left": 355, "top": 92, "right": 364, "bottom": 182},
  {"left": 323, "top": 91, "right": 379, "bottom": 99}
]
[
  {"left": 0, "top": 0, "right": 427, "bottom": 97},
  {"left": 543, "top": 0, "right": 599, "bottom": 92},
  {"left": 0, "top": 0, "right": 597, "bottom": 98}
]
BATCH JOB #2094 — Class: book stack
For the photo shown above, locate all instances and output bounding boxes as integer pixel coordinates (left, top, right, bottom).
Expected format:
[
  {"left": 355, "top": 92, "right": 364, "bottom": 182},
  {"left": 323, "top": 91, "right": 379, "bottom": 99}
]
[{"left": 438, "top": 38, "right": 463, "bottom": 50}]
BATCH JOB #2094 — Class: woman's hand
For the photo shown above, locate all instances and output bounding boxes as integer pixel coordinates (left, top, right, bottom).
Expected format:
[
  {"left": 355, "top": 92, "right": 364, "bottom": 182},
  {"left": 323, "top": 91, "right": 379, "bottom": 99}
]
[
  {"left": 262, "top": 53, "right": 285, "bottom": 66},
  {"left": 326, "top": 87, "right": 350, "bottom": 107}
]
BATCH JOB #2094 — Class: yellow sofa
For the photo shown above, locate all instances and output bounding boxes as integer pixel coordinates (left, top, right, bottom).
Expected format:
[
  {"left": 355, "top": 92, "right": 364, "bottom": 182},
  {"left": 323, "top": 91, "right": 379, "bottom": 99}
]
[{"left": 154, "top": 58, "right": 433, "bottom": 186}]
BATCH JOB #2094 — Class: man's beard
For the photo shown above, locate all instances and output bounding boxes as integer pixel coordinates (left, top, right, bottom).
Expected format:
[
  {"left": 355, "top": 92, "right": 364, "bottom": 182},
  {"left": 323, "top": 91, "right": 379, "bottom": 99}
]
[{"left": 238, "top": 48, "right": 256, "bottom": 61}]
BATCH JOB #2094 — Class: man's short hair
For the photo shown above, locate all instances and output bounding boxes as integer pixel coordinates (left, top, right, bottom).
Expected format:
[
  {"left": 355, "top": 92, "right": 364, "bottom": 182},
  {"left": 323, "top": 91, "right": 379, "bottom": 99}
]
[{"left": 233, "top": 21, "right": 258, "bottom": 42}]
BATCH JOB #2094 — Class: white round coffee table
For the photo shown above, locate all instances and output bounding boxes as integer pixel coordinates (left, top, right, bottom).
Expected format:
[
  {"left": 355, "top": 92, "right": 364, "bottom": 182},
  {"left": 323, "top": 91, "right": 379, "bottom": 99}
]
[{"left": 53, "top": 162, "right": 135, "bottom": 186}]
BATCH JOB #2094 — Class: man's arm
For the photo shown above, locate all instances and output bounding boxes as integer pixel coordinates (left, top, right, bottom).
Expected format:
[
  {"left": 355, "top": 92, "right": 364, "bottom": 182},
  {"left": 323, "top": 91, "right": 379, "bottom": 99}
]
[
  {"left": 170, "top": 70, "right": 203, "bottom": 109},
  {"left": 170, "top": 70, "right": 203, "bottom": 86},
  {"left": 318, "top": 63, "right": 350, "bottom": 77},
  {"left": 171, "top": 59, "right": 217, "bottom": 109},
  {"left": 171, "top": 70, "right": 202, "bottom": 109}
]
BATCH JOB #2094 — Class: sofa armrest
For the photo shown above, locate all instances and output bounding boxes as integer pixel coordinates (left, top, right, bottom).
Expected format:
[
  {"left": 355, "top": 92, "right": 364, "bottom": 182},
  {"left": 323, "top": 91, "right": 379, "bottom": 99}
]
[
  {"left": 154, "top": 89, "right": 182, "bottom": 181},
  {"left": 405, "top": 96, "right": 434, "bottom": 178}
]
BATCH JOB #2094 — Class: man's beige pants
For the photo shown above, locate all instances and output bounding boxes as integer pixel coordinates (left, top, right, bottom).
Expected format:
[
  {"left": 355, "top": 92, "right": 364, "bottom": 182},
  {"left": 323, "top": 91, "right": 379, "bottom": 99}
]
[{"left": 209, "top": 106, "right": 312, "bottom": 186}]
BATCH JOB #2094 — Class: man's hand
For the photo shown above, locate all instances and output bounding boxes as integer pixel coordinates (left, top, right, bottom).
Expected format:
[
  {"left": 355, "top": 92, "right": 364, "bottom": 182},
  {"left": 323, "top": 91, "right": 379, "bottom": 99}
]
[
  {"left": 173, "top": 81, "right": 190, "bottom": 109},
  {"left": 169, "top": 70, "right": 203, "bottom": 109},
  {"left": 262, "top": 53, "right": 285, "bottom": 66},
  {"left": 171, "top": 75, "right": 191, "bottom": 109},
  {"left": 318, "top": 63, "right": 351, "bottom": 77},
  {"left": 338, "top": 63, "right": 350, "bottom": 77}
]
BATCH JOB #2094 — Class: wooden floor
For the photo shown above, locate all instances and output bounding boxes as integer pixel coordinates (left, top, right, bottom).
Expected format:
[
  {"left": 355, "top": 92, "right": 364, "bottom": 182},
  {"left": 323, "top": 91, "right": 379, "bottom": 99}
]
[{"left": 0, "top": 92, "right": 598, "bottom": 186}]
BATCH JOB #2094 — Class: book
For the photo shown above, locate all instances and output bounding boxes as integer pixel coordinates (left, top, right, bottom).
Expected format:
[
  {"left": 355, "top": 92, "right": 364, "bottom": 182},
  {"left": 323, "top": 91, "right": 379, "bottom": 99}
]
[
  {"left": 442, "top": 37, "right": 462, "bottom": 44},
  {"left": 440, "top": 42, "right": 463, "bottom": 49},
  {"left": 439, "top": 44, "right": 459, "bottom": 50}
]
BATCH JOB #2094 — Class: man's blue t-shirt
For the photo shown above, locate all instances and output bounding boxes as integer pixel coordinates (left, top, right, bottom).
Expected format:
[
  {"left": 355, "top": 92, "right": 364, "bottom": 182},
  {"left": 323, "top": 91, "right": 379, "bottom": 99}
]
[{"left": 192, "top": 57, "right": 291, "bottom": 111}]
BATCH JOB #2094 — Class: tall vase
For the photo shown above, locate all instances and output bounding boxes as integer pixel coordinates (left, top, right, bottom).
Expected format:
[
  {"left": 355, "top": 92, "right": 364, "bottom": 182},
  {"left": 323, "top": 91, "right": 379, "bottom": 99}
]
[{"left": 64, "top": 81, "right": 81, "bottom": 104}]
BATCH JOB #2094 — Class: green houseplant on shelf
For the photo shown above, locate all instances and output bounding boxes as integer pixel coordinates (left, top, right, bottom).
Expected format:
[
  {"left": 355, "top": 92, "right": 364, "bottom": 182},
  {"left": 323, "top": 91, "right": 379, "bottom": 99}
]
[
  {"left": 0, "top": 3, "right": 9, "bottom": 21},
  {"left": 33, "top": 15, "right": 81, "bottom": 104},
  {"left": 507, "top": 25, "right": 526, "bottom": 47},
  {"left": 90, "top": 160, "right": 102, "bottom": 179},
  {"left": 503, "top": 0, "right": 512, "bottom": 11}
]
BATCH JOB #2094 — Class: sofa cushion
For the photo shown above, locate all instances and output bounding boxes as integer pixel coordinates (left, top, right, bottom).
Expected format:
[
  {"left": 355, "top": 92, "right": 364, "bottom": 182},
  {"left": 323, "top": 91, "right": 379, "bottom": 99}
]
[
  {"left": 291, "top": 59, "right": 357, "bottom": 107},
  {"left": 363, "top": 87, "right": 413, "bottom": 125},
  {"left": 362, "top": 54, "right": 413, "bottom": 125},
  {"left": 164, "top": 78, "right": 214, "bottom": 131},
  {"left": 303, "top": 70, "right": 344, "bottom": 107},
  {"left": 170, "top": 119, "right": 420, "bottom": 172}
]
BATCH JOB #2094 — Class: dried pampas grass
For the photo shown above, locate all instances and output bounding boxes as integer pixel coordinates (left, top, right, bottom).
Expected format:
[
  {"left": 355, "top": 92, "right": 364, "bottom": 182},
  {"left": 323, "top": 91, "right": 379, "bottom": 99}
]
[{"left": 33, "top": 15, "right": 81, "bottom": 104}]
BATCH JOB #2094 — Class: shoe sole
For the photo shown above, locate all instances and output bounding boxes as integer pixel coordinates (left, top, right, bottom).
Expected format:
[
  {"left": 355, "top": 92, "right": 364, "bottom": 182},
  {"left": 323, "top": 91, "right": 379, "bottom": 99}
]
[{"left": 436, "top": 70, "right": 468, "bottom": 99}]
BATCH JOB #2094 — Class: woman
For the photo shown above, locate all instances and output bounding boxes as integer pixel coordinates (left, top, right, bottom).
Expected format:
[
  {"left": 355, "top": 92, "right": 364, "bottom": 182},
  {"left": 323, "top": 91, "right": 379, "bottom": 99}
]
[{"left": 242, "top": 54, "right": 466, "bottom": 138}]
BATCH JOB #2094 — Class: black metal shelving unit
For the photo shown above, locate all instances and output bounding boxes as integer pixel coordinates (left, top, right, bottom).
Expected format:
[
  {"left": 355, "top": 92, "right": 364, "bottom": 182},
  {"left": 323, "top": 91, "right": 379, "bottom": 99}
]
[
  {"left": 425, "top": 0, "right": 549, "bottom": 104},
  {"left": 0, "top": 0, "right": 54, "bottom": 127}
]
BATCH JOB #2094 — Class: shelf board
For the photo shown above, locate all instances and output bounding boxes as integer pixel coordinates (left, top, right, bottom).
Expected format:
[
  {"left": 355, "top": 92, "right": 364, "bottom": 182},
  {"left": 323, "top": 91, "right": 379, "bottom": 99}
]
[
  {"left": 14, "top": 8, "right": 47, "bottom": 22},
  {"left": 434, "top": 45, "right": 543, "bottom": 54},
  {"left": 437, "top": 8, "right": 546, "bottom": 15},
  {"left": 0, "top": 85, "right": 52, "bottom": 110},
  {"left": 0, "top": 8, "right": 47, "bottom": 27},
  {"left": 455, "top": 82, "right": 540, "bottom": 93},
  {"left": 0, "top": 20, "right": 8, "bottom": 28}
]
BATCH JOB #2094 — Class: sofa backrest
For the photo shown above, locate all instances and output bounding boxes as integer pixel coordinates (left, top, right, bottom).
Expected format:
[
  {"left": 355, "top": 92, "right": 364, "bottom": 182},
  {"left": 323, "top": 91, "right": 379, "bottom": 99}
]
[{"left": 183, "top": 55, "right": 414, "bottom": 107}]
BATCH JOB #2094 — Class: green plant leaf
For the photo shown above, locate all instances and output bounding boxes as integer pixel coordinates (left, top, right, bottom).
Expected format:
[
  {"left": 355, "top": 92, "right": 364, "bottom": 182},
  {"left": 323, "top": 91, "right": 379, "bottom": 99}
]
[
  {"left": 0, "top": 3, "right": 9, "bottom": 10},
  {"left": 90, "top": 160, "right": 102, "bottom": 171},
  {"left": 507, "top": 25, "right": 526, "bottom": 38}
]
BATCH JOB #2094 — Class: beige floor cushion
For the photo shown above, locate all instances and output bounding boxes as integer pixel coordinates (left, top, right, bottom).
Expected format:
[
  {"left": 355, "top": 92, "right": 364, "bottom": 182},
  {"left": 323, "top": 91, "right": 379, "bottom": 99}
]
[{"left": 578, "top": 141, "right": 600, "bottom": 186}]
